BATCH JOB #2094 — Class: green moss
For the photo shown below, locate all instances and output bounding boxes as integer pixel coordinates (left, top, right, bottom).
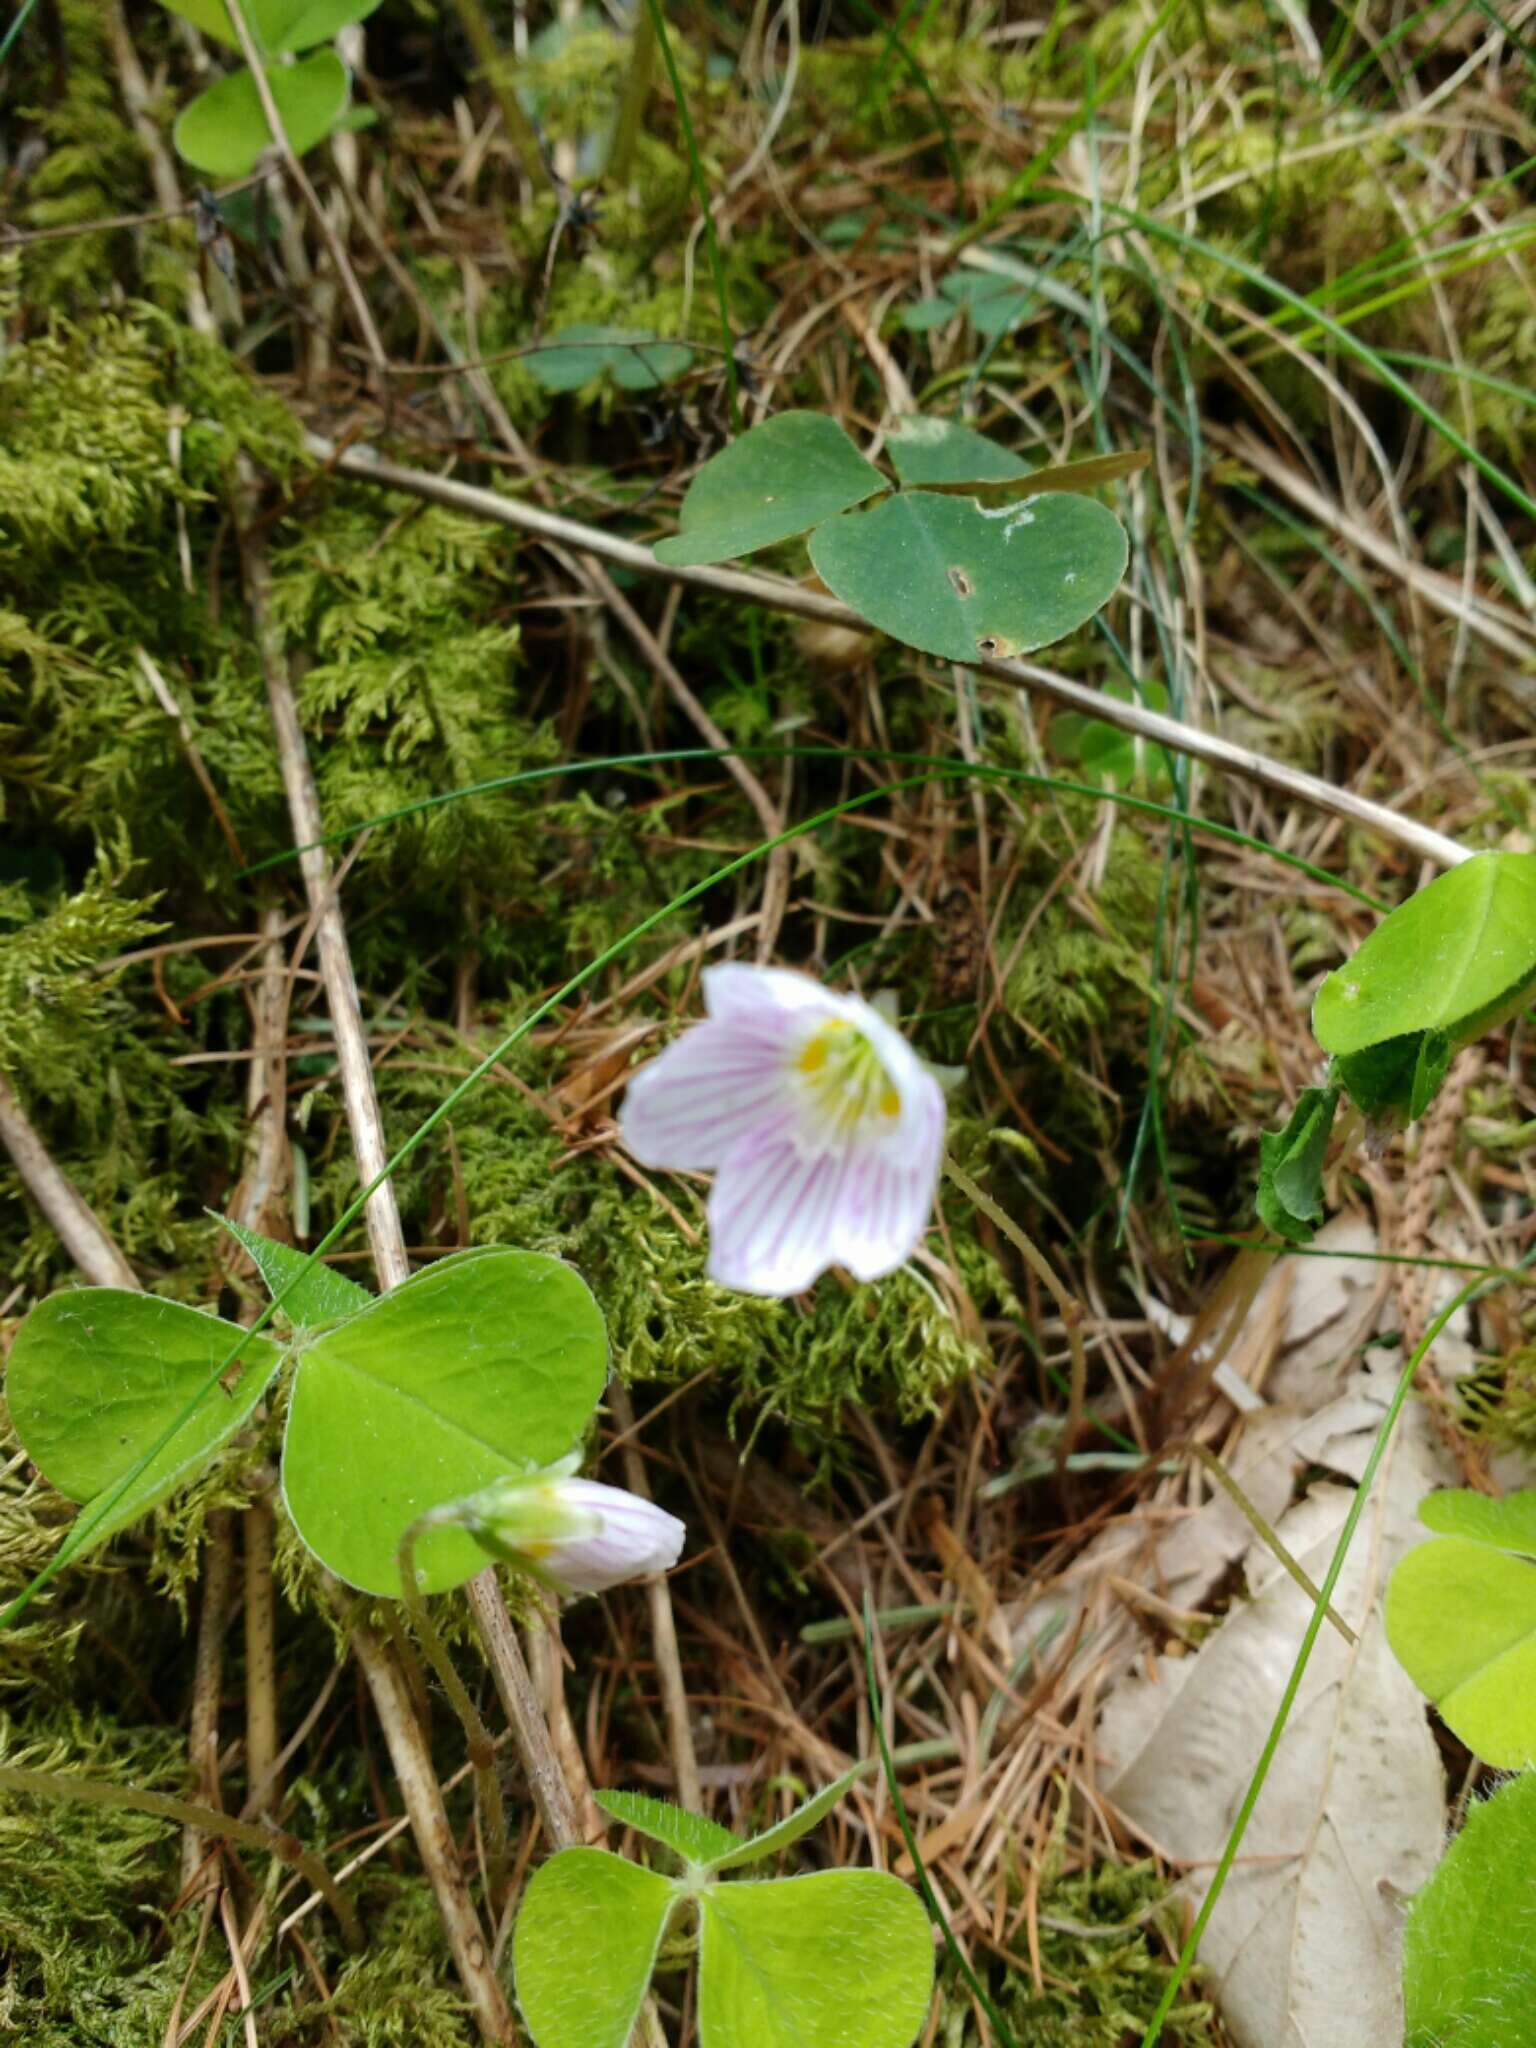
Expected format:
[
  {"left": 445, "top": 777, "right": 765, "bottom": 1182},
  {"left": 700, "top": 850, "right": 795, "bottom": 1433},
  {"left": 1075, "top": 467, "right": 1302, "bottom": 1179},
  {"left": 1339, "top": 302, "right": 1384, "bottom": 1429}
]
[{"left": 949, "top": 1850, "right": 1216, "bottom": 2047}]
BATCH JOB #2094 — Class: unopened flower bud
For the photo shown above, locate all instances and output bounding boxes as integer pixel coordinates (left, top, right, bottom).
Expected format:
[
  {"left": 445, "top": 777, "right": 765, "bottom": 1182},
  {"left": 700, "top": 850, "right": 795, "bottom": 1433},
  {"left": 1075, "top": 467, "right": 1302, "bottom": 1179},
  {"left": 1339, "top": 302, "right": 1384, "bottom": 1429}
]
[{"left": 453, "top": 1458, "right": 685, "bottom": 1596}]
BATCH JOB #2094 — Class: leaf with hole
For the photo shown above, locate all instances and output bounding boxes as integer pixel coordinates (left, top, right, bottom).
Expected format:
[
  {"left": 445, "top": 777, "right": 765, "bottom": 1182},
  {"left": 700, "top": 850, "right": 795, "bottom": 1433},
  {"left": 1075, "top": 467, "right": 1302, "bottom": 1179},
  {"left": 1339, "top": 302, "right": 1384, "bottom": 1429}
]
[
  {"left": 5, "top": 1289, "right": 284, "bottom": 1553},
  {"left": 808, "top": 489, "right": 1127, "bottom": 663},
  {"left": 1385, "top": 1488, "right": 1536, "bottom": 1767},
  {"left": 514, "top": 1848, "right": 678, "bottom": 2048},
  {"left": 1313, "top": 853, "right": 1536, "bottom": 1121},
  {"left": 1255, "top": 1084, "right": 1339, "bottom": 1246},
  {"left": 697, "top": 1871, "right": 933, "bottom": 2048},
  {"left": 1403, "top": 1770, "right": 1536, "bottom": 2047},
  {"left": 593, "top": 1791, "right": 741, "bottom": 1869},
  {"left": 653, "top": 412, "right": 886, "bottom": 568},
  {"left": 173, "top": 51, "right": 351, "bottom": 179},
  {"left": 215, "top": 1217, "right": 371, "bottom": 1330},
  {"left": 884, "top": 416, "right": 1028, "bottom": 488},
  {"left": 524, "top": 327, "right": 693, "bottom": 394},
  {"left": 281, "top": 1248, "right": 608, "bottom": 1595}
]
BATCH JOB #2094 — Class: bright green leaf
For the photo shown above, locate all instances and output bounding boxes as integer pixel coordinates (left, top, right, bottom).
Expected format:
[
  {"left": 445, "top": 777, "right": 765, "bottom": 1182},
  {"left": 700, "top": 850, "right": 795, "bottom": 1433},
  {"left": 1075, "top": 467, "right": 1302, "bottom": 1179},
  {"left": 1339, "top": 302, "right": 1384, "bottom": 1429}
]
[
  {"left": 514, "top": 1848, "right": 678, "bottom": 2048},
  {"left": 593, "top": 1791, "right": 741, "bottom": 1868},
  {"left": 1404, "top": 1771, "right": 1536, "bottom": 2048},
  {"left": 884, "top": 416, "right": 1027, "bottom": 488},
  {"left": 1255, "top": 1084, "right": 1339, "bottom": 1246},
  {"left": 4, "top": 1290, "right": 284, "bottom": 1552},
  {"left": 156, "top": 0, "right": 247, "bottom": 48},
  {"left": 216, "top": 1216, "right": 371, "bottom": 1329},
  {"left": 1331, "top": 1036, "right": 1420, "bottom": 1120},
  {"left": 710, "top": 1760, "right": 870, "bottom": 1871},
  {"left": 808, "top": 490, "right": 1127, "bottom": 663},
  {"left": 698, "top": 1871, "right": 933, "bottom": 2048},
  {"left": 524, "top": 327, "right": 693, "bottom": 395},
  {"left": 155, "top": 0, "right": 375, "bottom": 52},
  {"left": 1409, "top": 1027, "right": 1453, "bottom": 1121},
  {"left": 1314, "top": 852, "right": 1536, "bottom": 1059},
  {"left": 281, "top": 1248, "right": 608, "bottom": 1595},
  {"left": 270, "top": 0, "right": 382, "bottom": 52},
  {"left": 173, "top": 51, "right": 351, "bottom": 180},
  {"left": 1418, "top": 1489, "right": 1536, "bottom": 1553},
  {"left": 653, "top": 412, "right": 885, "bottom": 569},
  {"left": 1385, "top": 1492, "right": 1536, "bottom": 1767}
]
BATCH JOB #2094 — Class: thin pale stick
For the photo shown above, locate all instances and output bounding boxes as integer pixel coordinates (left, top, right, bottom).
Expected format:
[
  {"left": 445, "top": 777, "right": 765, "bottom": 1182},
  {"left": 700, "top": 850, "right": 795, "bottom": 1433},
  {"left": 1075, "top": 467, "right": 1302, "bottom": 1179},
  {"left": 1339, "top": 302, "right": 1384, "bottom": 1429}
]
[
  {"left": 398, "top": 1522, "right": 511, "bottom": 1906},
  {"left": 222, "top": 0, "right": 387, "bottom": 384},
  {"left": 309, "top": 436, "right": 1469, "bottom": 872},
  {"left": 0, "top": 1077, "right": 139, "bottom": 1289},
  {"left": 328, "top": 1593, "right": 514, "bottom": 2040},
  {"left": 607, "top": 1384, "right": 702, "bottom": 1813}
]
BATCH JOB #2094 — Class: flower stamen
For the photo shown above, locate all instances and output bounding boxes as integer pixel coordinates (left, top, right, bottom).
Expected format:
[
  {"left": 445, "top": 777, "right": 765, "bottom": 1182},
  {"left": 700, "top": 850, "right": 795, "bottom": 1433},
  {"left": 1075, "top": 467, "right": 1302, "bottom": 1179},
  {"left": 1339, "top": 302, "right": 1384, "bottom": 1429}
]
[{"left": 795, "top": 1020, "right": 902, "bottom": 1136}]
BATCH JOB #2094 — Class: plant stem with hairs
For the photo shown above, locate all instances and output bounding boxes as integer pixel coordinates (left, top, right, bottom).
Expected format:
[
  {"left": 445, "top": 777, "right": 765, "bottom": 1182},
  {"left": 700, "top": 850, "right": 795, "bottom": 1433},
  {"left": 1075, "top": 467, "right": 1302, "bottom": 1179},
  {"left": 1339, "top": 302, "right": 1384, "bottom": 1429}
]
[{"left": 398, "top": 1519, "right": 511, "bottom": 1908}]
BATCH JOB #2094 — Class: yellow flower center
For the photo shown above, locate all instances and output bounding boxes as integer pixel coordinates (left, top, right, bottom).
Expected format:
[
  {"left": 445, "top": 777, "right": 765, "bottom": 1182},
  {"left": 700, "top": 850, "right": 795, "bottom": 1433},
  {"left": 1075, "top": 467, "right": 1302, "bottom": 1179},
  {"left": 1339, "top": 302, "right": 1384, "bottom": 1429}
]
[{"left": 794, "top": 1018, "right": 902, "bottom": 1136}]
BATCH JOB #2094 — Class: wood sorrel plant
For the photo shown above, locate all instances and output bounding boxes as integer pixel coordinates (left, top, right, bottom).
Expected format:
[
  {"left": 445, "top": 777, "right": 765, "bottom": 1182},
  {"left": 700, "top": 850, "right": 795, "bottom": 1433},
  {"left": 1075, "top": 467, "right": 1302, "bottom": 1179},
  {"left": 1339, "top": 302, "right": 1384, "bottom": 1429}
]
[
  {"left": 652, "top": 411, "right": 1137, "bottom": 664},
  {"left": 154, "top": 0, "right": 380, "bottom": 179},
  {"left": 512, "top": 1775, "right": 933, "bottom": 2048},
  {"left": 1141, "top": 851, "right": 1536, "bottom": 2048},
  {"left": 1256, "top": 849, "right": 1536, "bottom": 1245},
  {"left": 6, "top": 1224, "right": 610, "bottom": 1595}
]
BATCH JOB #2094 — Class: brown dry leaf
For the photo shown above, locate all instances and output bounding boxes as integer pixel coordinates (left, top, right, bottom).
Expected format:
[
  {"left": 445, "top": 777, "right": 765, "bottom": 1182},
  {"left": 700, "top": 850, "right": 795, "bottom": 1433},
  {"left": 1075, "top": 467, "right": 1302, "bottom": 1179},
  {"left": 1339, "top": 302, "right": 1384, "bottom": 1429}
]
[{"left": 1098, "top": 1351, "right": 1454, "bottom": 2048}]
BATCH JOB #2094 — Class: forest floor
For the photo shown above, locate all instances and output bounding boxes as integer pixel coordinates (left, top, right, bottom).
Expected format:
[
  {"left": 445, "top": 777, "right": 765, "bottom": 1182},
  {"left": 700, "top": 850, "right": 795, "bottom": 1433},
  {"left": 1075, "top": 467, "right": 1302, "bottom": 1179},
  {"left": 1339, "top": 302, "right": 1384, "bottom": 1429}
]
[{"left": 2, "top": 3, "right": 1534, "bottom": 2045}]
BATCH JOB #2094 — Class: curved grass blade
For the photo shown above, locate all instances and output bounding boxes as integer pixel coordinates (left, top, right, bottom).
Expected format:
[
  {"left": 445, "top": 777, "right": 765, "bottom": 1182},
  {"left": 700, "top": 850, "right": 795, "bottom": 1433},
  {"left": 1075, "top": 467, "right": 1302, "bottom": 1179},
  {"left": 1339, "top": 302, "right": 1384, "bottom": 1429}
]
[{"left": 238, "top": 744, "right": 1385, "bottom": 909}]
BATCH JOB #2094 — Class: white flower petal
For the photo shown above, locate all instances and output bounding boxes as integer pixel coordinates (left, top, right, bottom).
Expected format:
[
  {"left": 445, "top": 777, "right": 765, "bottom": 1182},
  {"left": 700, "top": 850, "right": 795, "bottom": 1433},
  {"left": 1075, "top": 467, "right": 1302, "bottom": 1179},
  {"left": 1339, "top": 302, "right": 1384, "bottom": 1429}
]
[
  {"left": 703, "top": 962, "right": 838, "bottom": 1022},
  {"left": 622, "top": 964, "right": 949, "bottom": 1298},
  {"left": 824, "top": 1072, "right": 946, "bottom": 1281},
  {"left": 530, "top": 1480, "right": 685, "bottom": 1595},
  {"left": 707, "top": 1132, "right": 852, "bottom": 1295},
  {"left": 620, "top": 1014, "right": 796, "bottom": 1170}
]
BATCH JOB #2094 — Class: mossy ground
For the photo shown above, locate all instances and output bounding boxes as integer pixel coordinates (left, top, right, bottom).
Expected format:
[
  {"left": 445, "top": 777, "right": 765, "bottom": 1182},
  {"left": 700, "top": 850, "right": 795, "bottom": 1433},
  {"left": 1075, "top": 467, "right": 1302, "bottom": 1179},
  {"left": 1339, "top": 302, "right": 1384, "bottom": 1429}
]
[{"left": 2, "top": 2, "right": 1533, "bottom": 2042}]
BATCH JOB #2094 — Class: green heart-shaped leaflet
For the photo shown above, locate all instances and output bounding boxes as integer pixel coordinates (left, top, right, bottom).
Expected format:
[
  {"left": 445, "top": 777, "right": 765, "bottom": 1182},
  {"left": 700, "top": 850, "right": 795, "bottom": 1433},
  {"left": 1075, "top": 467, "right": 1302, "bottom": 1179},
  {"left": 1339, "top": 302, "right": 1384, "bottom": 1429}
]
[
  {"left": 698, "top": 1871, "right": 933, "bottom": 2048},
  {"left": 653, "top": 412, "right": 886, "bottom": 568},
  {"left": 156, "top": 0, "right": 380, "bottom": 53},
  {"left": 1384, "top": 1488, "right": 1536, "bottom": 1767},
  {"left": 514, "top": 1850, "right": 677, "bottom": 2048},
  {"left": 173, "top": 50, "right": 351, "bottom": 179},
  {"left": 884, "top": 416, "right": 1028, "bottom": 488},
  {"left": 808, "top": 488, "right": 1128, "bottom": 663},
  {"left": 524, "top": 327, "right": 694, "bottom": 394},
  {"left": 1255, "top": 1083, "right": 1340, "bottom": 1246},
  {"left": 5, "top": 1290, "right": 284, "bottom": 1554},
  {"left": 593, "top": 1761, "right": 869, "bottom": 1876},
  {"left": 1403, "top": 1769, "right": 1536, "bottom": 2048},
  {"left": 593, "top": 1791, "right": 742, "bottom": 1869},
  {"left": 1314, "top": 852, "right": 1536, "bottom": 1064},
  {"left": 281, "top": 1247, "right": 607, "bottom": 1595},
  {"left": 218, "top": 1217, "right": 371, "bottom": 1330}
]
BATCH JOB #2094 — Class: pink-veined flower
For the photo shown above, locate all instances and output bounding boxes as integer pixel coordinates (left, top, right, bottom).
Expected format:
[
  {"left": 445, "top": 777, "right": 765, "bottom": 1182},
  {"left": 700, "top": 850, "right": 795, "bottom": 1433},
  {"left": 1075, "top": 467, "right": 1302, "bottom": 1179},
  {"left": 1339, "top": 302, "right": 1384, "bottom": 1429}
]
[
  {"left": 619, "top": 964, "right": 946, "bottom": 1297},
  {"left": 450, "top": 1457, "right": 686, "bottom": 1597}
]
